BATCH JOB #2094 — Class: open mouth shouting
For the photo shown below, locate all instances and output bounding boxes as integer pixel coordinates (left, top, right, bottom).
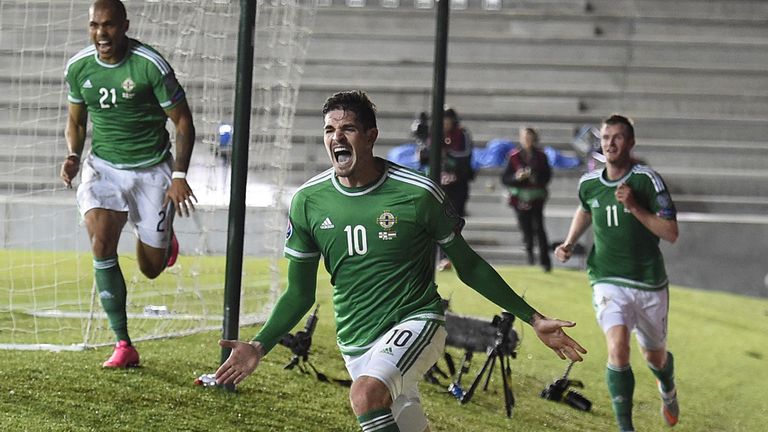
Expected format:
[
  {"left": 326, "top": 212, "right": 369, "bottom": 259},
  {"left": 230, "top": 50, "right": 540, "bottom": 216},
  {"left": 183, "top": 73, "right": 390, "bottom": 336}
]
[
  {"left": 96, "top": 39, "right": 113, "bottom": 56},
  {"left": 333, "top": 146, "right": 352, "bottom": 164},
  {"left": 332, "top": 145, "right": 354, "bottom": 172}
]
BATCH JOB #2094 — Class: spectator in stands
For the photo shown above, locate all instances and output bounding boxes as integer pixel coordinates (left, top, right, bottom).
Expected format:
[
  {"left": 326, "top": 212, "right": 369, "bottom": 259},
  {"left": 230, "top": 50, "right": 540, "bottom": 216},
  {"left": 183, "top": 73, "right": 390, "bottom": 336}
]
[
  {"left": 554, "top": 114, "right": 680, "bottom": 432},
  {"left": 501, "top": 127, "right": 552, "bottom": 272},
  {"left": 59, "top": 0, "right": 197, "bottom": 368}
]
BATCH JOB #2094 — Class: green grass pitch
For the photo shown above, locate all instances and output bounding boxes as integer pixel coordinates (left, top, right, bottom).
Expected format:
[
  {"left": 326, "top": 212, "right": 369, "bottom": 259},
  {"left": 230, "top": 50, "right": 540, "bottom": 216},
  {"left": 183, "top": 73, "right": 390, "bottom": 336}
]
[{"left": 1, "top": 256, "right": 766, "bottom": 431}]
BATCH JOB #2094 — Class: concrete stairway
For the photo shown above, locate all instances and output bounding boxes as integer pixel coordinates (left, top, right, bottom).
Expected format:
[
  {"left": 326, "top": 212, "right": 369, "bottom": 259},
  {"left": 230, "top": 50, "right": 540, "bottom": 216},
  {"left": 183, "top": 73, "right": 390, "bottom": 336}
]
[{"left": 1, "top": 0, "right": 767, "bottom": 290}]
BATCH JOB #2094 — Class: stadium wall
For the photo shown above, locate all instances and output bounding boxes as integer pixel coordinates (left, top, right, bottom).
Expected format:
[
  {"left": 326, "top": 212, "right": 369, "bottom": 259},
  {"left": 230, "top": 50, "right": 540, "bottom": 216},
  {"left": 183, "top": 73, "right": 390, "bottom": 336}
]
[
  {"left": 0, "top": 198, "right": 275, "bottom": 258},
  {"left": 546, "top": 214, "right": 768, "bottom": 298},
  {"left": 4, "top": 199, "right": 766, "bottom": 298}
]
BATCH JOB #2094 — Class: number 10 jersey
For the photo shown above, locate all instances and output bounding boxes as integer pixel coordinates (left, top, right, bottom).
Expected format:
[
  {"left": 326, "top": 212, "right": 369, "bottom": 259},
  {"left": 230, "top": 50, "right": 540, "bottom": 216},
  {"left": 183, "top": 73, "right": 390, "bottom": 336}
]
[{"left": 285, "top": 159, "right": 464, "bottom": 355}]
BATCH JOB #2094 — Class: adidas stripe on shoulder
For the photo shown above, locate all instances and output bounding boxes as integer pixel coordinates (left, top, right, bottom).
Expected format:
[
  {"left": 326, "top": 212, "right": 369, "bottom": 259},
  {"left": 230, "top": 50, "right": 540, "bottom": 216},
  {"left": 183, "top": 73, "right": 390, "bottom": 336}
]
[
  {"left": 131, "top": 41, "right": 173, "bottom": 76},
  {"left": 65, "top": 45, "right": 96, "bottom": 75},
  {"left": 295, "top": 168, "right": 334, "bottom": 194},
  {"left": 632, "top": 164, "right": 667, "bottom": 193},
  {"left": 387, "top": 164, "right": 445, "bottom": 202},
  {"left": 578, "top": 168, "right": 602, "bottom": 186}
]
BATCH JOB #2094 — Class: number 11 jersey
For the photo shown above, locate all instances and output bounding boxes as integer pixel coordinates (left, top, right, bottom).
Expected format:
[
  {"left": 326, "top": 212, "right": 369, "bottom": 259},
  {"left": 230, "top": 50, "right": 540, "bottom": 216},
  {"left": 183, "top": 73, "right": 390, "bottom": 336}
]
[{"left": 578, "top": 164, "right": 677, "bottom": 291}]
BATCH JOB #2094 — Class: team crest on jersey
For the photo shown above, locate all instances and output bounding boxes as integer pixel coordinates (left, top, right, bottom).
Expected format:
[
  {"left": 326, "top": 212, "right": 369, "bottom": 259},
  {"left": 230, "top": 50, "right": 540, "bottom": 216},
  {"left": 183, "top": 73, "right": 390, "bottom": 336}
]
[
  {"left": 122, "top": 78, "right": 135, "bottom": 92},
  {"left": 377, "top": 211, "right": 397, "bottom": 240},
  {"left": 121, "top": 78, "right": 135, "bottom": 100},
  {"left": 377, "top": 211, "right": 397, "bottom": 229}
]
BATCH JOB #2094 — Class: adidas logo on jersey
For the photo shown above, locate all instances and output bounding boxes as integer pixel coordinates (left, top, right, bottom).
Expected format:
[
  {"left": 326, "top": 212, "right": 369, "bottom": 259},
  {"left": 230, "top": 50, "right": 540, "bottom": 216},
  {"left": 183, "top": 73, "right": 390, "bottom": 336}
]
[
  {"left": 380, "top": 347, "right": 394, "bottom": 356},
  {"left": 589, "top": 198, "right": 600, "bottom": 208},
  {"left": 320, "top": 218, "right": 335, "bottom": 230},
  {"left": 83, "top": 79, "right": 93, "bottom": 89}
]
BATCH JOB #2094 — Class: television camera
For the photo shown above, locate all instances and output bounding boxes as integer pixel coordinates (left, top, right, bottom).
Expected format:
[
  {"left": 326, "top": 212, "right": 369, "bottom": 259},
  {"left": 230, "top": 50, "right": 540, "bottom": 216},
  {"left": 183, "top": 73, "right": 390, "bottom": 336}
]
[
  {"left": 430, "top": 311, "right": 519, "bottom": 417},
  {"left": 540, "top": 360, "right": 592, "bottom": 411}
]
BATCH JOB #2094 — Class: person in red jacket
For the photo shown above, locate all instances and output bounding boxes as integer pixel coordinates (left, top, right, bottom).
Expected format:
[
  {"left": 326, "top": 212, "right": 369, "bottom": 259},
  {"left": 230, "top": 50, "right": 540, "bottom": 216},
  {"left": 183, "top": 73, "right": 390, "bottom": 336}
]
[{"left": 501, "top": 127, "right": 552, "bottom": 271}]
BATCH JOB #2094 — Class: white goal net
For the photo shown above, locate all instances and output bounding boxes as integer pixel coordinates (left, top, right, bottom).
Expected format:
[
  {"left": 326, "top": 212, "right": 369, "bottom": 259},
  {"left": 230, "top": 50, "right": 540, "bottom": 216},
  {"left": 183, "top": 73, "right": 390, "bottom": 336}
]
[{"left": 0, "top": 0, "right": 317, "bottom": 350}]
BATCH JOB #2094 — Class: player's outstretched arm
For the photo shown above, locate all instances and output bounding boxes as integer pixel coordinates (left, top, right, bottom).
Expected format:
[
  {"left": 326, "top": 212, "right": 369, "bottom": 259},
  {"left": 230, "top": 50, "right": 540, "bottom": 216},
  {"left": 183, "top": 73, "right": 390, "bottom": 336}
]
[
  {"left": 165, "top": 99, "right": 197, "bottom": 217},
  {"left": 530, "top": 313, "right": 587, "bottom": 362},
  {"left": 444, "top": 235, "right": 536, "bottom": 323},
  {"left": 215, "top": 259, "right": 318, "bottom": 385},
  {"left": 216, "top": 340, "right": 265, "bottom": 385},
  {"left": 444, "top": 235, "right": 587, "bottom": 362}
]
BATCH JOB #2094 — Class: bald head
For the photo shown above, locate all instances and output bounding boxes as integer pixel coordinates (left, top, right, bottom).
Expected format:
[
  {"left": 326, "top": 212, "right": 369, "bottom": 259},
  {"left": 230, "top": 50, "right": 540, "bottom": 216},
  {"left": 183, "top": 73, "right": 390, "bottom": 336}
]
[{"left": 90, "top": 0, "right": 127, "bottom": 22}]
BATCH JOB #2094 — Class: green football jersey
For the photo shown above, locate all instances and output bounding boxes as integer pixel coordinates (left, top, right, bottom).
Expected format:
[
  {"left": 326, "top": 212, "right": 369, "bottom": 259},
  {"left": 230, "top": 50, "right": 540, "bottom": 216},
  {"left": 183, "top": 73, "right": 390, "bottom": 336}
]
[
  {"left": 578, "top": 164, "right": 677, "bottom": 290},
  {"left": 65, "top": 39, "right": 186, "bottom": 168},
  {"left": 285, "top": 159, "right": 464, "bottom": 355}
]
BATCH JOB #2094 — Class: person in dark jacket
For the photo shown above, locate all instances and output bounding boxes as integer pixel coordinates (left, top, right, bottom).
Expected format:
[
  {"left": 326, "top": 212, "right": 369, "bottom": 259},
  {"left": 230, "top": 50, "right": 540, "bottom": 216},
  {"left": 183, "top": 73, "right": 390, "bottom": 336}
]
[
  {"left": 502, "top": 127, "right": 552, "bottom": 271},
  {"left": 439, "top": 108, "right": 474, "bottom": 218},
  {"left": 420, "top": 108, "right": 475, "bottom": 271}
]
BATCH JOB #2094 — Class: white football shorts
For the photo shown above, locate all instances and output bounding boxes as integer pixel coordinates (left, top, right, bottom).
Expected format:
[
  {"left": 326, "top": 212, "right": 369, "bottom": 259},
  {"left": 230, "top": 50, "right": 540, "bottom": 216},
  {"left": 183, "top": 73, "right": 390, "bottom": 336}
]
[
  {"left": 343, "top": 319, "right": 447, "bottom": 432},
  {"left": 77, "top": 153, "right": 174, "bottom": 249},
  {"left": 592, "top": 282, "right": 669, "bottom": 350}
]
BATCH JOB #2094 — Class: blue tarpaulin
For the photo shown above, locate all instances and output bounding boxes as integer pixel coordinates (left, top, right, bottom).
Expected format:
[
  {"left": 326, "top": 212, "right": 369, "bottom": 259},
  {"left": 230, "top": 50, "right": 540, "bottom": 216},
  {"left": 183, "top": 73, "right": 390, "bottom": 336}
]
[{"left": 385, "top": 139, "right": 582, "bottom": 172}]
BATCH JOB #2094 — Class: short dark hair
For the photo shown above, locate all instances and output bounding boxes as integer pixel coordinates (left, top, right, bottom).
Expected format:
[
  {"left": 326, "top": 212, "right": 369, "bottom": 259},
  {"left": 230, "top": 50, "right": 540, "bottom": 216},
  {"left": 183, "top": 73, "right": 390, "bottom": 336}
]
[
  {"left": 603, "top": 114, "right": 634, "bottom": 140},
  {"left": 322, "top": 90, "right": 377, "bottom": 131},
  {"left": 520, "top": 127, "right": 539, "bottom": 144},
  {"left": 92, "top": 0, "right": 127, "bottom": 22},
  {"left": 444, "top": 107, "right": 460, "bottom": 124}
]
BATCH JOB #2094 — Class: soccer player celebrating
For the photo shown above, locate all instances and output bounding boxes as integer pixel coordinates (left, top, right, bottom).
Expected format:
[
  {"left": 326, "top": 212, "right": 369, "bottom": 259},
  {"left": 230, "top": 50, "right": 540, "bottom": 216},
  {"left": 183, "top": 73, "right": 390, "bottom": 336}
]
[
  {"left": 216, "top": 90, "right": 586, "bottom": 432},
  {"left": 60, "top": 0, "right": 197, "bottom": 368},
  {"left": 555, "top": 115, "right": 680, "bottom": 431}
]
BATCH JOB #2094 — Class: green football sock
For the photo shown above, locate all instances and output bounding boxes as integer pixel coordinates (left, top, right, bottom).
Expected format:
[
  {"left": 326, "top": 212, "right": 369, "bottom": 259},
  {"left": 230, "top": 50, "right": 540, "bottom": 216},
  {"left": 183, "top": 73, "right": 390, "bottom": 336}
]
[
  {"left": 606, "top": 364, "right": 635, "bottom": 432},
  {"left": 94, "top": 256, "right": 130, "bottom": 344},
  {"left": 649, "top": 351, "right": 676, "bottom": 393},
  {"left": 357, "top": 408, "right": 400, "bottom": 432}
]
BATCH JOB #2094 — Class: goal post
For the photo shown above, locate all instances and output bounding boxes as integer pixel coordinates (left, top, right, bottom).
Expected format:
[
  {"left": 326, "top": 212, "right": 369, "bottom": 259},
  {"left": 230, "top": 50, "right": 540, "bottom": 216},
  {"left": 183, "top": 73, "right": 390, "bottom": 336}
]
[
  {"left": 222, "top": 0, "right": 257, "bottom": 368},
  {"left": 0, "top": 0, "right": 318, "bottom": 351}
]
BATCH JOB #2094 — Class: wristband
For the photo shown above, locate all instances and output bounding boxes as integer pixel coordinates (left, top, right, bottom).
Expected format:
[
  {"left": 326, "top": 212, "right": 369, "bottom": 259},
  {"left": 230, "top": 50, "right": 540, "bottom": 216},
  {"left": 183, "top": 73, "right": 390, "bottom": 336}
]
[
  {"left": 67, "top": 152, "right": 81, "bottom": 160},
  {"left": 171, "top": 171, "right": 187, "bottom": 180}
]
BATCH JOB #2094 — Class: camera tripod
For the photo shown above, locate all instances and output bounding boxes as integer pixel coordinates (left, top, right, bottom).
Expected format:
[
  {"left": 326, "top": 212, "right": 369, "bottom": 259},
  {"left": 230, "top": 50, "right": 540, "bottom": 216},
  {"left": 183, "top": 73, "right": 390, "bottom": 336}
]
[
  {"left": 448, "top": 313, "right": 517, "bottom": 417},
  {"left": 279, "top": 306, "right": 352, "bottom": 387}
]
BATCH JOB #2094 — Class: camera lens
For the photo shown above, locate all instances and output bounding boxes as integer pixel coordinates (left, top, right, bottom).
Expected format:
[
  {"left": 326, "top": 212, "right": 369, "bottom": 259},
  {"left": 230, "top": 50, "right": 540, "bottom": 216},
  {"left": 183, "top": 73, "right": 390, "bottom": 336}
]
[{"left": 564, "top": 391, "right": 592, "bottom": 412}]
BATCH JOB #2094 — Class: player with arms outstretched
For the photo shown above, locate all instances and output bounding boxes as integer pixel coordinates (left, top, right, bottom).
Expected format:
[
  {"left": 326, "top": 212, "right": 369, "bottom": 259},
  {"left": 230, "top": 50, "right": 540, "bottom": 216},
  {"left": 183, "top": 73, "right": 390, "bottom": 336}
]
[
  {"left": 216, "top": 90, "right": 586, "bottom": 432},
  {"left": 60, "top": 0, "right": 197, "bottom": 368},
  {"left": 555, "top": 114, "right": 680, "bottom": 431}
]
